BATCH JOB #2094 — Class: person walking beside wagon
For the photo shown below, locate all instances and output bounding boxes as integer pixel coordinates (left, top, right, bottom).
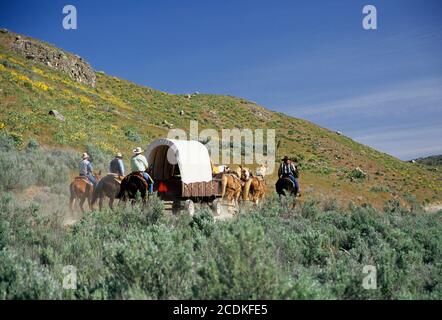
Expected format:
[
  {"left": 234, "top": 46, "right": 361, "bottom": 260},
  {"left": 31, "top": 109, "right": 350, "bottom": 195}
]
[{"left": 131, "top": 147, "right": 154, "bottom": 194}]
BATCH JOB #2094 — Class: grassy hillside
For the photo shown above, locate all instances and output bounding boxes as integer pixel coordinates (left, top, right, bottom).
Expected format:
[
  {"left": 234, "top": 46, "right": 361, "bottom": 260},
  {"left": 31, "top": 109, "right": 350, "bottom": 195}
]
[
  {"left": 0, "top": 30, "right": 441, "bottom": 208},
  {"left": 415, "top": 155, "right": 442, "bottom": 168}
]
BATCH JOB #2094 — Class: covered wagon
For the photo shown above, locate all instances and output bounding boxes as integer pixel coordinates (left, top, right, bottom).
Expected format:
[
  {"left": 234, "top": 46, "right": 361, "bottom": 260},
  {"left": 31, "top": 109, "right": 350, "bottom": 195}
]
[{"left": 145, "top": 138, "right": 223, "bottom": 215}]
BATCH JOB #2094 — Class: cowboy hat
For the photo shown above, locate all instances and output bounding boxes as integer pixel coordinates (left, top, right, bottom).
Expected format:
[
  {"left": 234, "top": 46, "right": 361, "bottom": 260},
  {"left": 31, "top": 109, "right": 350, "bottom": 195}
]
[
  {"left": 132, "top": 147, "right": 143, "bottom": 154},
  {"left": 115, "top": 152, "right": 123, "bottom": 158},
  {"left": 82, "top": 152, "right": 90, "bottom": 160},
  {"left": 281, "top": 155, "right": 289, "bottom": 161}
]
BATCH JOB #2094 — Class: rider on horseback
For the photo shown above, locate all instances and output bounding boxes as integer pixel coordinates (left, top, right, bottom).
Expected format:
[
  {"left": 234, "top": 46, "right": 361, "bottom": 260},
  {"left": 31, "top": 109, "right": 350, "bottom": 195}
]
[
  {"left": 109, "top": 152, "right": 125, "bottom": 177},
  {"left": 130, "top": 147, "right": 154, "bottom": 194},
  {"left": 278, "top": 156, "right": 300, "bottom": 196},
  {"left": 79, "top": 153, "right": 97, "bottom": 186}
]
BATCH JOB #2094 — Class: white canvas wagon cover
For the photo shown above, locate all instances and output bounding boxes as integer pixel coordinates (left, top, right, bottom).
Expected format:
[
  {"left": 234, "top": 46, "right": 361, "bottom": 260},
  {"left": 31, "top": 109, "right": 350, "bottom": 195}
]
[{"left": 145, "top": 138, "right": 212, "bottom": 184}]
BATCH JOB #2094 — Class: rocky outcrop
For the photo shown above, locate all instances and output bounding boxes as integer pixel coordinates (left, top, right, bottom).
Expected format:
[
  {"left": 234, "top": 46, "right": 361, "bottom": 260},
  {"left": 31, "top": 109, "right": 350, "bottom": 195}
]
[
  {"left": 48, "top": 110, "right": 65, "bottom": 122},
  {"left": 11, "top": 36, "right": 96, "bottom": 87}
]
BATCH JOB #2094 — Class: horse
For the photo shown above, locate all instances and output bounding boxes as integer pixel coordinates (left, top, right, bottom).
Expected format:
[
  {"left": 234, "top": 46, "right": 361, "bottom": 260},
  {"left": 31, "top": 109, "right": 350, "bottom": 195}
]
[
  {"left": 243, "top": 164, "right": 268, "bottom": 204},
  {"left": 275, "top": 175, "right": 299, "bottom": 202},
  {"left": 69, "top": 171, "right": 101, "bottom": 214},
  {"left": 91, "top": 173, "right": 123, "bottom": 210},
  {"left": 117, "top": 172, "right": 149, "bottom": 204},
  {"left": 221, "top": 165, "right": 249, "bottom": 207},
  {"left": 221, "top": 173, "right": 242, "bottom": 207}
]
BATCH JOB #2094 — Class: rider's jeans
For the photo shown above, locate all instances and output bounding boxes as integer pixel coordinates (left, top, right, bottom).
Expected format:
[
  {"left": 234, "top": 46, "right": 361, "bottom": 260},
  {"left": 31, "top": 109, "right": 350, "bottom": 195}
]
[
  {"left": 142, "top": 172, "right": 154, "bottom": 193},
  {"left": 80, "top": 173, "right": 96, "bottom": 185},
  {"left": 288, "top": 174, "right": 299, "bottom": 191}
]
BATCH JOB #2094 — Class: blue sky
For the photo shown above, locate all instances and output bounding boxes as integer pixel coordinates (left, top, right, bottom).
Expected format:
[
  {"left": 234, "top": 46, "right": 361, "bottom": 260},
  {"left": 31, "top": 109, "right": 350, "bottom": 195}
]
[{"left": 1, "top": 0, "right": 441, "bottom": 159}]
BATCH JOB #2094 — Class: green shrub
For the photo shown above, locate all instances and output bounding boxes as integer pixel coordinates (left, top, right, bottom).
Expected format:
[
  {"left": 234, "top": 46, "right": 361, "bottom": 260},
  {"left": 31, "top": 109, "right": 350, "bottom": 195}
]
[
  {"left": 0, "top": 173, "right": 440, "bottom": 299},
  {"left": 122, "top": 126, "right": 141, "bottom": 143},
  {"left": 26, "top": 138, "right": 39, "bottom": 152},
  {"left": 348, "top": 168, "right": 367, "bottom": 181}
]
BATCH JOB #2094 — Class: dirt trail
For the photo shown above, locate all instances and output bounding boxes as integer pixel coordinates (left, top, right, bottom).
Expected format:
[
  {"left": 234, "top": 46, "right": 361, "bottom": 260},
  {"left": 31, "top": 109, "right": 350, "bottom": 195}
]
[{"left": 424, "top": 202, "right": 442, "bottom": 213}]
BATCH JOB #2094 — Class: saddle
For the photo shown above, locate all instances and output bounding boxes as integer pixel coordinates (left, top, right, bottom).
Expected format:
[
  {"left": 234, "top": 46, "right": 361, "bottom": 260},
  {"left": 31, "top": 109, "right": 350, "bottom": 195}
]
[
  {"left": 75, "top": 176, "right": 93, "bottom": 186},
  {"left": 108, "top": 173, "right": 123, "bottom": 184},
  {"left": 281, "top": 175, "right": 295, "bottom": 188},
  {"left": 126, "top": 172, "right": 149, "bottom": 190}
]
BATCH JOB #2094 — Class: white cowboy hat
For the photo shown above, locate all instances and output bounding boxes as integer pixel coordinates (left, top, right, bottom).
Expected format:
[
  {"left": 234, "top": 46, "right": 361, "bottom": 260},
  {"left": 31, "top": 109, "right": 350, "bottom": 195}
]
[
  {"left": 82, "top": 152, "right": 90, "bottom": 160},
  {"left": 115, "top": 152, "right": 123, "bottom": 158},
  {"left": 132, "top": 147, "right": 143, "bottom": 154}
]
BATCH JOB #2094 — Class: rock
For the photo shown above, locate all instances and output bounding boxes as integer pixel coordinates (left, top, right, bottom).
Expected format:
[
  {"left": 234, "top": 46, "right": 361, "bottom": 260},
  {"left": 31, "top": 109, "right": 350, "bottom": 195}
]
[
  {"left": 179, "top": 110, "right": 185, "bottom": 115},
  {"left": 185, "top": 94, "right": 191, "bottom": 99},
  {"left": 0, "top": 28, "right": 8, "bottom": 34},
  {"left": 48, "top": 110, "right": 65, "bottom": 122},
  {"left": 336, "top": 131, "right": 342, "bottom": 135},
  {"left": 12, "top": 38, "right": 96, "bottom": 87}
]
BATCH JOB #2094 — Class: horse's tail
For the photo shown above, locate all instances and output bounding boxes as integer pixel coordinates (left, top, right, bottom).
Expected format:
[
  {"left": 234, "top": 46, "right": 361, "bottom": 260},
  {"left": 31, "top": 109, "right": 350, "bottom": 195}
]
[
  {"left": 243, "top": 178, "right": 253, "bottom": 201},
  {"left": 116, "top": 176, "right": 128, "bottom": 200},
  {"left": 91, "top": 180, "right": 101, "bottom": 207},
  {"left": 116, "top": 184, "right": 125, "bottom": 200},
  {"left": 128, "top": 182, "right": 138, "bottom": 198}
]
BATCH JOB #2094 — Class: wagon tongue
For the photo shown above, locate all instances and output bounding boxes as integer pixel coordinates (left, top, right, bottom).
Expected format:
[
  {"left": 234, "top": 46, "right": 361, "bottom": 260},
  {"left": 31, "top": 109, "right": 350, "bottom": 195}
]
[{"left": 158, "top": 181, "right": 168, "bottom": 193}]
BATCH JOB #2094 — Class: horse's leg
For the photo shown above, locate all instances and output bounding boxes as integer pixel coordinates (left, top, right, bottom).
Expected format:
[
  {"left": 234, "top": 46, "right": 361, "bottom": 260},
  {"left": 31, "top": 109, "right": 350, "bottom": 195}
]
[
  {"left": 79, "top": 196, "right": 86, "bottom": 213},
  {"left": 233, "top": 189, "right": 241, "bottom": 211},
  {"left": 69, "top": 195, "right": 75, "bottom": 214},
  {"left": 99, "top": 197, "right": 104, "bottom": 211},
  {"left": 109, "top": 197, "right": 114, "bottom": 211},
  {"left": 88, "top": 194, "right": 93, "bottom": 211}
]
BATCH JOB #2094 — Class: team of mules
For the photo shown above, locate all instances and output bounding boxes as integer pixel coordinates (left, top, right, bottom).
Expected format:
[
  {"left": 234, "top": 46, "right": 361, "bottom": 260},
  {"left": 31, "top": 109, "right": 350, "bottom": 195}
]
[
  {"left": 220, "top": 164, "right": 268, "bottom": 206},
  {"left": 69, "top": 163, "right": 298, "bottom": 213}
]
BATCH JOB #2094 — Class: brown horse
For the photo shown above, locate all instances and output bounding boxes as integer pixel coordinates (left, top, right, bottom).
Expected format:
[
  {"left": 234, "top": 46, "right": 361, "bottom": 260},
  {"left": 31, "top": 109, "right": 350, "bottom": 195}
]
[
  {"left": 243, "top": 164, "right": 267, "bottom": 204},
  {"left": 69, "top": 171, "right": 101, "bottom": 213},
  {"left": 91, "top": 173, "right": 122, "bottom": 210},
  {"left": 243, "top": 177, "right": 267, "bottom": 204},
  {"left": 221, "top": 165, "right": 249, "bottom": 207},
  {"left": 221, "top": 173, "right": 242, "bottom": 207}
]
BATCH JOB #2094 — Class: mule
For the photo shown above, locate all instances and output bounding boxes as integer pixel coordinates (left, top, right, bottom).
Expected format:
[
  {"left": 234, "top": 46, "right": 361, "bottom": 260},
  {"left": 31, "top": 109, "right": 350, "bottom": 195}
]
[
  {"left": 242, "top": 164, "right": 268, "bottom": 204},
  {"left": 221, "top": 165, "right": 250, "bottom": 208},
  {"left": 221, "top": 173, "right": 242, "bottom": 207},
  {"left": 243, "top": 176, "right": 267, "bottom": 204}
]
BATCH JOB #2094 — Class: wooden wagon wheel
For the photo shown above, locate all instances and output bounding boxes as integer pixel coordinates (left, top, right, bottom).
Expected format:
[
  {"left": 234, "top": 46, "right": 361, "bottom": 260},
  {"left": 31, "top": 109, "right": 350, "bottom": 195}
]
[{"left": 211, "top": 198, "right": 222, "bottom": 216}]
